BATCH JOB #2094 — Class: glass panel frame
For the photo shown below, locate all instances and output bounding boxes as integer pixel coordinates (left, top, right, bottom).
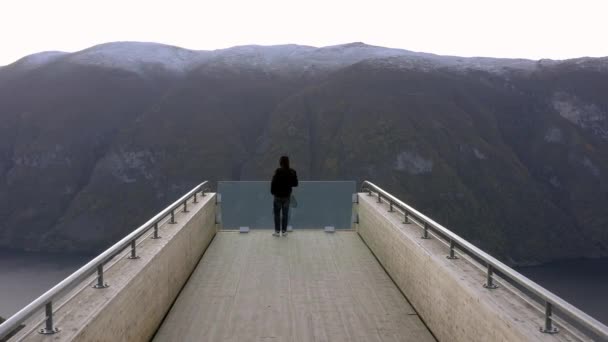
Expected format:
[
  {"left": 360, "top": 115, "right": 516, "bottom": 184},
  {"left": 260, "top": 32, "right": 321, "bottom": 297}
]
[{"left": 218, "top": 181, "right": 356, "bottom": 230}]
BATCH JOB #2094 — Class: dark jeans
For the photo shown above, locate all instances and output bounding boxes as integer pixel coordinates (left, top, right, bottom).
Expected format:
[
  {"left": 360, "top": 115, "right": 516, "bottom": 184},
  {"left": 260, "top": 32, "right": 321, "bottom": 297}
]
[{"left": 273, "top": 197, "right": 290, "bottom": 232}]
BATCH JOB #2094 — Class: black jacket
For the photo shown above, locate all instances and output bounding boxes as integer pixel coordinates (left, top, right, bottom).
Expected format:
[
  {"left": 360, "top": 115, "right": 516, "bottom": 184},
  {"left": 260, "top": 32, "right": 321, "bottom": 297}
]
[{"left": 270, "top": 168, "right": 298, "bottom": 198}]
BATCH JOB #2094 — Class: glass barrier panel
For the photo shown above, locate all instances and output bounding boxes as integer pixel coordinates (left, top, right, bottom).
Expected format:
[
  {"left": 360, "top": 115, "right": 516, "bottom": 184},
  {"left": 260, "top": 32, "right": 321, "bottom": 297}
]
[{"left": 218, "top": 181, "right": 356, "bottom": 230}]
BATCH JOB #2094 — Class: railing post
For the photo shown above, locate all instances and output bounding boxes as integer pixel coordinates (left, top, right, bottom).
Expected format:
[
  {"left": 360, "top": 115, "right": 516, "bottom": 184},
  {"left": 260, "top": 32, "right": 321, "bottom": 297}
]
[
  {"left": 403, "top": 211, "right": 409, "bottom": 224},
  {"left": 170, "top": 210, "right": 176, "bottom": 224},
  {"left": 193, "top": 192, "right": 198, "bottom": 203},
  {"left": 183, "top": 200, "right": 189, "bottom": 213},
  {"left": 388, "top": 201, "right": 394, "bottom": 212},
  {"left": 38, "top": 301, "right": 59, "bottom": 334},
  {"left": 483, "top": 264, "right": 499, "bottom": 289},
  {"left": 446, "top": 240, "right": 459, "bottom": 259},
  {"left": 128, "top": 239, "right": 139, "bottom": 259},
  {"left": 540, "top": 302, "right": 559, "bottom": 334},
  {"left": 151, "top": 222, "right": 161, "bottom": 239},
  {"left": 421, "top": 222, "right": 430, "bottom": 239},
  {"left": 93, "top": 264, "right": 109, "bottom": 289},
  {"left": 201, "top": 188, "right": 206, "bottom": 196},
  {"left": 367, "top": 189, "right": 372, "bottom": 196},
  {"left": 377, "top": 193, "right": 382, "bottom": 203}
]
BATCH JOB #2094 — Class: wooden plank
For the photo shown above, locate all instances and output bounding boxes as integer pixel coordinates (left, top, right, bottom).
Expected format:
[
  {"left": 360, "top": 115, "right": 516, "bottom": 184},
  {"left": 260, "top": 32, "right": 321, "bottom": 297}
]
[{"left": 153, "top": 231, "right": 435, "bottom": 342}]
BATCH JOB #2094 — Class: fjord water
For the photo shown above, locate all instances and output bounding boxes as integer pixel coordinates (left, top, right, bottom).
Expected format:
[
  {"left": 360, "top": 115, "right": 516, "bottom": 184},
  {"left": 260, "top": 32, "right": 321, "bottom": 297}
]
[
  {"left": 518, "top": 258, "right": 608, "bottom": 325},
  {"left": 0, "top": 250, "right": 90, "bottom": 318}
]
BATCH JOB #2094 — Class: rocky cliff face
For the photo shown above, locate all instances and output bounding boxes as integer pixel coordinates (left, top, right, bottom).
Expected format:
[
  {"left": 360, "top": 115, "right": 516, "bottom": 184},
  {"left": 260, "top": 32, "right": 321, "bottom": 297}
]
[{"left": 0, "top": 42, "right": 607, "bottom": 264}]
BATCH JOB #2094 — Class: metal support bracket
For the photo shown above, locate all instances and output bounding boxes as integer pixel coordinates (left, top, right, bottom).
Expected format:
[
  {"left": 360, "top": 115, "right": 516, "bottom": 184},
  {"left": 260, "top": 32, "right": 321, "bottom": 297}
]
[
  {"left": 324, "top": 226, "right": 336, "bottom": 233},
  {"left": 540, "top": 302, "right": 560, "bottom": 334},
  {"left": 39, "top": 327, "right": 60, "bottom": 335},
  {"left": 93, "top": 265, "right": 109, "bottom": 289},
  {"left": 127, "top": 240, "right": 140, "bottom": 259},
  {"left": 483, "top": 264, "right": 499, "bottom": 289},
  {"left": 151, "top": 222, "right": 161, "bottom": 239},
  {"left": 421, "top": 223, "right": 431, "bottom": 239},
  {"left": 446, "top": 240, "right": 459, "bottom": 259},
  {"left": 38, "top": 302, "right": 60, "bottom": 335}
]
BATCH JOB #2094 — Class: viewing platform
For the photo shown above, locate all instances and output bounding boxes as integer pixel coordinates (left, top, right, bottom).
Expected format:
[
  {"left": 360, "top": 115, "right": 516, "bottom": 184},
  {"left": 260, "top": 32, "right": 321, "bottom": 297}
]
[
  {"left": 1, "top": 181, "right": 607, "bottom": 342},
  {"left": 154, "top": 230, "right": 434, "bottom": 341}
]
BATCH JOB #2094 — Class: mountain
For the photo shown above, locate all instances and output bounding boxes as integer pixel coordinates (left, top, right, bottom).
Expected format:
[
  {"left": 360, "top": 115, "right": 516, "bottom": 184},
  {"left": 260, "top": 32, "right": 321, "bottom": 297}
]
[{"left": 0, "top": 42, "right": 607, "bottom": 265}]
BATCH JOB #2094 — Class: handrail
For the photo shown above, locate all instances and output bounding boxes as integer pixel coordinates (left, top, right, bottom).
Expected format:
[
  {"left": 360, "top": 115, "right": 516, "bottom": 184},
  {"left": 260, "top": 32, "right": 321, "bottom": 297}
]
[
  {"left": 360, "top": 180, "right": 608, "bottom": 340},
  {"left": 0, "top": 181, "right": 210, "bottom": 339}
]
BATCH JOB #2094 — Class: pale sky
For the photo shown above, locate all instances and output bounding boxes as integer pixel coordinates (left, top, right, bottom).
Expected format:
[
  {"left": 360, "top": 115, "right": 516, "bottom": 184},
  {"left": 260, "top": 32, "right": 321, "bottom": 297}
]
[{"left": 1, "top": 0, "right": 607, "bottom": 66}]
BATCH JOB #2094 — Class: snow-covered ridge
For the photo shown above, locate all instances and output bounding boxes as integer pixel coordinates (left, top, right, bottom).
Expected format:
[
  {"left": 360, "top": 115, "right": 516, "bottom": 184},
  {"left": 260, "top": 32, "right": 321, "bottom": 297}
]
[
  {"left": 11, "top": 51, "right": 68, "bottom": 70},
  {"left": 356, "top": 54, "right": 539, "bottom": 75},
  {"left": 560, "top": 57, "right": 608, "bottom": 72},
  {"left": 205, "top": 42, "right": 437, "bottom": 74},
  {"left": 66, "top": 42, "right": 210, "bottom": 74},
  {"left": 4, "top": 41, "right": 608, "bottom": 76}
]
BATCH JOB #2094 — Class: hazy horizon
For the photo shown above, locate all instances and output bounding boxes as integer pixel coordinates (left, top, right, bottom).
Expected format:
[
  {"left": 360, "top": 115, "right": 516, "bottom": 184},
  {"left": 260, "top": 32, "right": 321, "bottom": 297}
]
[{"left": 2, "top": 0, "right": 607, "bottom": 66}]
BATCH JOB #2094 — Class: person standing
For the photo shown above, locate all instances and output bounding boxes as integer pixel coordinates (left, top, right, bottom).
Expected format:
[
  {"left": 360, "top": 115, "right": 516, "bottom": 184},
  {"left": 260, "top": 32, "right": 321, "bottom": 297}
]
[{"left": 270, "top": 156, "right": 298, "bottom": 236}]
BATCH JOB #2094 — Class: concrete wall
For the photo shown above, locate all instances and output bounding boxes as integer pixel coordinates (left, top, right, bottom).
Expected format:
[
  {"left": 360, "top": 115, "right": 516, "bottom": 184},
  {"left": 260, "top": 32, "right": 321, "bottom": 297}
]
[
  {"left": 18, "top": 193, "right": 217, "bottom": 342},
  {"left": 356, "top": 194, "right": 586, "bottom": 342}
]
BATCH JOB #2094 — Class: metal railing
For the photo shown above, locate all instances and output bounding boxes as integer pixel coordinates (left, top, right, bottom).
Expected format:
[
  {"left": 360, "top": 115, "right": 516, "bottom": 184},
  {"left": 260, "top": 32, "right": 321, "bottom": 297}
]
[
  {"left": 0, "top": 181, "right": 210, "bottom": 340},
  {"left": 360, "top": 180, "right": 608, "bottom": 340}
]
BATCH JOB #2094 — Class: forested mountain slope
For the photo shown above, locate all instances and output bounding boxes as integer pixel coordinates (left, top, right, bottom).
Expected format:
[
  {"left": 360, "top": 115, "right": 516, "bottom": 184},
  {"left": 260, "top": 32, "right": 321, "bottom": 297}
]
[{"left": 1, "top": 42, "right": 606, "bottom": 264}]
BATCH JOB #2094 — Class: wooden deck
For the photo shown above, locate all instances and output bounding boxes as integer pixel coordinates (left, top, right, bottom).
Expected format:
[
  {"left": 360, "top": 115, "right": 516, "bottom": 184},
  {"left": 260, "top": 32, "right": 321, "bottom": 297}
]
[{"left": 153, "top": 230, "right": 435, "bottom": 342}]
